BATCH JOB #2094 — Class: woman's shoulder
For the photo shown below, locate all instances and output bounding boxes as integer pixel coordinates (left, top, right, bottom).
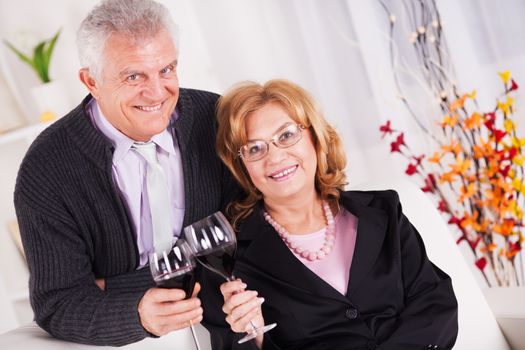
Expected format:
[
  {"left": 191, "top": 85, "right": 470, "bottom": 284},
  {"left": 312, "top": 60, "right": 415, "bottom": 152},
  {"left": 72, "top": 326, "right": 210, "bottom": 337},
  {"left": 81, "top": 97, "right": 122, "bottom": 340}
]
[{"left": 341, "top": 189, "right": 401, "bottom": 207}]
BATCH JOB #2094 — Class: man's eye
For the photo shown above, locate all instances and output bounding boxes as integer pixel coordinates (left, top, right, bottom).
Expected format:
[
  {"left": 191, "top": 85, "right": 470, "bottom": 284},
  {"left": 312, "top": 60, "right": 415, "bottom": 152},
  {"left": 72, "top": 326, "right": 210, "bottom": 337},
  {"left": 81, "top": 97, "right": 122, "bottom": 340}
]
[
  {"left": 161, "top": 65, "right": 174, "bottom": 75},
  {"left": 127, "top": 74, "right": 139, "bottom": 81}
]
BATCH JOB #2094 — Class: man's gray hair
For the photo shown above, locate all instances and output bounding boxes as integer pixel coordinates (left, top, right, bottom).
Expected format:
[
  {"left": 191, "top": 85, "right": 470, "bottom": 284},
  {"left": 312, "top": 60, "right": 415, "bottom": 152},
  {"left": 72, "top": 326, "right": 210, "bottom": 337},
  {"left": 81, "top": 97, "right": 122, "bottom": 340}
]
[{"left": 76, "top": 0, "right": 179, "bottom": 80}]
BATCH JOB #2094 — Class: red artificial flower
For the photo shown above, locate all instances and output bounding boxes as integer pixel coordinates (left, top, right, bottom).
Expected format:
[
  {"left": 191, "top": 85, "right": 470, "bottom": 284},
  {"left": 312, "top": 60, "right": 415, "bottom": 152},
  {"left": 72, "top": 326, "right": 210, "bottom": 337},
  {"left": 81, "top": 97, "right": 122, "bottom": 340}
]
[
  {"left": 421, "top": 174, "right": 437, "bottom": 193},
  {"left": 484, "top": 112, "right": 496, "bottom": 131},
  {"left": 448, "top": 216, "right": 462, "bottom": 227},
  {"left": 437, "top": 200, "right": 448, "bottom": 212},
  {"left": 470, "top": 237, "right": 481, "bottom": 250},
  {"left": 494, "top": 129, "right": 507, "bottom": 143},
  {"left": 509, "top": 241, "right": 521, "bottom": 253},
  {"left": 506, "top": 147, "right": 518, "bottom": 160},
  {"left": 500, "top": 164, "right": 511, "bottom": 177},
  {"left": 510, "top": 79, "right": 519, "bottom": 92},
  {"left": 396, "top": 132, "right": 405, "bottom": 146},
  {"left": 379, "top": 120, "right": 394, "bottom": 138},
  {"left": 390, "top": 133, "right": 405, "bottom": 153},
  {"left": 412, "top": 154, "right": 425, "bottom": 166},
  {"left": 475, "top": 257, "right": 487, "bottom": 271},
  {"left": 390, "top": 141, "right": 401, "bottom": 153},
  {"left": 405, "top": 163, "right": 418, "bottom": 176}
]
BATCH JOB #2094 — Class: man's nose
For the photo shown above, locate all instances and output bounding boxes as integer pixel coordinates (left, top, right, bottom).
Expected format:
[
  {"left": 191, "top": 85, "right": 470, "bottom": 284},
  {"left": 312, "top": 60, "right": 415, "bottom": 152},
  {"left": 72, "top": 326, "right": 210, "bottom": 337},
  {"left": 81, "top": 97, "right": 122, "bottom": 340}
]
[{"left": 142, "top": 77, "right": 165, "bottom": 100}]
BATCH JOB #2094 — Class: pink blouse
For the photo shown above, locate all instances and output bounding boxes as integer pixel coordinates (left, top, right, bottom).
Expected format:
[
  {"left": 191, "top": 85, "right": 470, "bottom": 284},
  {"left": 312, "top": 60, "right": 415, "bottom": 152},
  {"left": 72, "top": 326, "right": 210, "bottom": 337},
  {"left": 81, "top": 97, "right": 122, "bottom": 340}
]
[{"left": 286, "top": 208, "right": 357, "bottom": 295}]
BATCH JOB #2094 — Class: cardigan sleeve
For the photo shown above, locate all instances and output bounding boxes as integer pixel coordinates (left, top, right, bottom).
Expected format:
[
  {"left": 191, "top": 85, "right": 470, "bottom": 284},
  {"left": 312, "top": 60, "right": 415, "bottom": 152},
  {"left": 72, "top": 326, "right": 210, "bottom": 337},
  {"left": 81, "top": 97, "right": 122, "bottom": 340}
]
[
  {"left": 15, "top": 197, "right": 150, "bottom": 346},
  {"left": 378, "top": 196, "right": 458, "bottom": 350}
]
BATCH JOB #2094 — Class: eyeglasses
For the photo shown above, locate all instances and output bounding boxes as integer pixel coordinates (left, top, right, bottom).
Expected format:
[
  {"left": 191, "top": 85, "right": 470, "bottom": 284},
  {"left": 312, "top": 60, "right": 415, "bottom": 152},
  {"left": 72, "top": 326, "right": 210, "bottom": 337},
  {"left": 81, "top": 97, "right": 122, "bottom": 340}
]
[{"left": 238, "top": 123, "right": 306, "bottom": 162}]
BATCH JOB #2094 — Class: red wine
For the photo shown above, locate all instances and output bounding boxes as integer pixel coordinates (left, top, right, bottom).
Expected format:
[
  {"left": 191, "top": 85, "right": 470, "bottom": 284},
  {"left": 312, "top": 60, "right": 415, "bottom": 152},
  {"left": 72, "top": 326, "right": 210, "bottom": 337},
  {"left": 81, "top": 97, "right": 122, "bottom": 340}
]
[
  {"left": 154, "top": 267, "right": 196, "bottom": 299},
  {"left": 196, "top": 243, "right": 236, "bottom": 278}
]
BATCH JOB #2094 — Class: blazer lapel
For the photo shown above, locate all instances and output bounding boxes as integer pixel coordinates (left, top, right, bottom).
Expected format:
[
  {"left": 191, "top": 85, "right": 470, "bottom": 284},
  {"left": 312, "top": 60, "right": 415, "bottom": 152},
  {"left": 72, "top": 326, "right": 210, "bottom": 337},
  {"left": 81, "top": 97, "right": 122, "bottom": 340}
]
[
  {"left": 237, "top": 206, "right": 351, "bottom": 304},
  {"left": 340, "top": 192, "right": 389, "bottom": 298}
]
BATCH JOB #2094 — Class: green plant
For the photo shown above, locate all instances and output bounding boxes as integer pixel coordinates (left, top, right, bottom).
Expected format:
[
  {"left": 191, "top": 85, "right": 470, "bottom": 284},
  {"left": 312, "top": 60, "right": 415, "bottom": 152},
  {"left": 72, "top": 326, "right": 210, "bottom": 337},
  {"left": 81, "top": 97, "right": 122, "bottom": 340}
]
[{"left": 4, "top": 29, "right": 61, "bottom": 84}]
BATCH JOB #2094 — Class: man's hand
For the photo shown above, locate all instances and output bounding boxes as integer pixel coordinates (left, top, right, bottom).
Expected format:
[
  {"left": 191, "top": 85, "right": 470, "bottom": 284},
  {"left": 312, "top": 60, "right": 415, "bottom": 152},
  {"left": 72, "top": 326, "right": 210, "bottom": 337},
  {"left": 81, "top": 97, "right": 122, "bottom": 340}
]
[{"left": 138, "top": 282, "right": 203, "bottom": 336}]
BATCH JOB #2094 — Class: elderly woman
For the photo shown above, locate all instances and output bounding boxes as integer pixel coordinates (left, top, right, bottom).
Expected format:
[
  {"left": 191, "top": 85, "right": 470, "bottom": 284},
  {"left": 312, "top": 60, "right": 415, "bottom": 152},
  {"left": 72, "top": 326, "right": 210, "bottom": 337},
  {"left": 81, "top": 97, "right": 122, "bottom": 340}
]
[{"left": 200, "top": 79, "right": 458, "bottom": 350}]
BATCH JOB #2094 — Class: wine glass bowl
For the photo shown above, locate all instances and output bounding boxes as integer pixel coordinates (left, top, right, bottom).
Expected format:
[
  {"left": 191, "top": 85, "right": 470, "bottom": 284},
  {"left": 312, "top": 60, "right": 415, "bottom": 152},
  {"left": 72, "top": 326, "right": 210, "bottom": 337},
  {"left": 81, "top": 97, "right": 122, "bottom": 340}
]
[
  {"left": 149, "top": 240, "right": 197, "bottom": 298},
  {"left": 184, "top": 211, "right": 236, "bottom": 280}
]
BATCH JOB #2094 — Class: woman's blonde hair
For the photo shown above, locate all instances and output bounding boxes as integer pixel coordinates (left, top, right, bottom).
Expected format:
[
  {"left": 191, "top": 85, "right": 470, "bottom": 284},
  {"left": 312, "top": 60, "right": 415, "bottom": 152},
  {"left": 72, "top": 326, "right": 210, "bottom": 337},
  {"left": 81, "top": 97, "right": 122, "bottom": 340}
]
[{"left": 216, "top": 79, "right": 347, "bottom": 228}]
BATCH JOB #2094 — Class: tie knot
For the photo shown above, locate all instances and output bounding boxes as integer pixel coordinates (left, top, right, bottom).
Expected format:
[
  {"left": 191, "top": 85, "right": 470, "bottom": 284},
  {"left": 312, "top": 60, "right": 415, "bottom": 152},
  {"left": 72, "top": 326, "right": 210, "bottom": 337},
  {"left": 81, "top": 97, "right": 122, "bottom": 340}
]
[{"left": 132, "top": 141, "right": 158, "bottom": 165}]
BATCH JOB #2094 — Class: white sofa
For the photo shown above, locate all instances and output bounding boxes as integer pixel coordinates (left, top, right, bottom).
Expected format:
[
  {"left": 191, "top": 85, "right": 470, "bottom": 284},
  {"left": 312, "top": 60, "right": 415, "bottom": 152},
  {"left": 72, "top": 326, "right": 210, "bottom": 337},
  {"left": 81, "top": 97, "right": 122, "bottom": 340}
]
[
  {"left": 0, "top": 322, "right": 212, "bottom": 350},
  {"left": 0, "top": 177, "right": 511, "bottom": 349}
]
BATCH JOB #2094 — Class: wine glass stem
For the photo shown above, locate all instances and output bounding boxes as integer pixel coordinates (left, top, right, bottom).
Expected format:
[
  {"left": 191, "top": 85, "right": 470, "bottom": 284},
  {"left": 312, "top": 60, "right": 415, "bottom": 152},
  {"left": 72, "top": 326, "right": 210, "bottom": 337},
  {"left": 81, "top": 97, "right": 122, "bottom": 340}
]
[
  {"left": 189, "top": 321, "right": 202, "bottom": 350},
  {"left": 248, "top": 320, "right": 259, "bottom": 333}
]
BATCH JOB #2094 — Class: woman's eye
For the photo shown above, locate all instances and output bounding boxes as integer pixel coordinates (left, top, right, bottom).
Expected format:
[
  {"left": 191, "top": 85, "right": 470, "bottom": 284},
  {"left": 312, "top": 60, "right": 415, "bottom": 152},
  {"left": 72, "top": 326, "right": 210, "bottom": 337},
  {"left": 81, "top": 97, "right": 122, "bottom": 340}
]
[
  {"left": 280, "top": 130, "right": 295, "bottom": 142},
  {"left": 248, "top": 145, "right": 262, "bottom": 154}
]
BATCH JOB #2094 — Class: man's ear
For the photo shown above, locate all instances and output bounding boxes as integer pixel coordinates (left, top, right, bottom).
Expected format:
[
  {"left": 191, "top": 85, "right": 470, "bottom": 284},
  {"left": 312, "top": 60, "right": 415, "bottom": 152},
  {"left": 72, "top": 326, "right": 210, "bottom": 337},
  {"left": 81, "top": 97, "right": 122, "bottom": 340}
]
[{"left": 79, "top": 68, "right": 100, "bottom": 99}]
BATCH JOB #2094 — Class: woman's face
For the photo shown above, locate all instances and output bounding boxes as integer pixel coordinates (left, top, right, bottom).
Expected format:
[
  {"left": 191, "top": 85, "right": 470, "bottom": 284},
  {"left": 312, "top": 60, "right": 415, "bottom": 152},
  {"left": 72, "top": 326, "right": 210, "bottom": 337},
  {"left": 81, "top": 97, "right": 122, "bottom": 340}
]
[{"left": 242, "top": 102, "right": 318, "bottom": 204}]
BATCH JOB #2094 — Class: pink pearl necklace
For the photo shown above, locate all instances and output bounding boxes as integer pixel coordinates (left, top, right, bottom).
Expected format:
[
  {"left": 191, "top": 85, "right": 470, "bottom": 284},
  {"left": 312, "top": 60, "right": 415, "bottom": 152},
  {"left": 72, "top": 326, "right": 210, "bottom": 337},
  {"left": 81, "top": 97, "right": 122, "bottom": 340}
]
[{"left": 263, "top": 201, "right": 335, "bottom": 261}]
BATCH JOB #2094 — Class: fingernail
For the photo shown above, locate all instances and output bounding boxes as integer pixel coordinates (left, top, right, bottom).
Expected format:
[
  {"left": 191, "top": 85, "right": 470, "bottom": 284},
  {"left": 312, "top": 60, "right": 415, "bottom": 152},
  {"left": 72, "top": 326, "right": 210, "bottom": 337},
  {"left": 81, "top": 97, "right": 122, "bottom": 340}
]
[
  {"left": 240, "top": 283, "right": 247, "bottom": 288},
  {"left": 258, "top": 297, "right": 265, "bottom": 304}
]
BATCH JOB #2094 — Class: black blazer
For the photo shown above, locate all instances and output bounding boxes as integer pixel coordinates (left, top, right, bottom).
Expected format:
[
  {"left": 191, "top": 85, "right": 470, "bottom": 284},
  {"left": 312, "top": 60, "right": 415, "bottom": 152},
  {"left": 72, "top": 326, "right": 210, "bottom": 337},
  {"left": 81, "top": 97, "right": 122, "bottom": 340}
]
[{"left": 200, "top": 190, "right": 458, "bottom": 350}]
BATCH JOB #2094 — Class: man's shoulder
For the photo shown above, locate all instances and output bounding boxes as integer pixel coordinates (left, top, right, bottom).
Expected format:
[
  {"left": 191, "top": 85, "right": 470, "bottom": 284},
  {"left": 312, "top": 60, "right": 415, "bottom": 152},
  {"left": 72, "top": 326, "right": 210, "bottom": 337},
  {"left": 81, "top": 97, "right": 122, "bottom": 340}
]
[
  {"left": 24, "top": 104, "right": 84, "bottom": 158},
  {"left": 180, "top": 87, "right": 220, "bottom": 105},
  {"left": 17, "top": 99, "right": 93, "bottom": 182}
]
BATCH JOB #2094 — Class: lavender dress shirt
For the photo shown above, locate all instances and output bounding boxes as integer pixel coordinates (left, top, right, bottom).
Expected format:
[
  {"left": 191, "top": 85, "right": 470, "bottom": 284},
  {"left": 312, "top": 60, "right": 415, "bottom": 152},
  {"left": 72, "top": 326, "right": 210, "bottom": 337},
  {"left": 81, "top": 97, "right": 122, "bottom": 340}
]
[{"left": 88, "top": 99, "right": 185, "bottom": 267}]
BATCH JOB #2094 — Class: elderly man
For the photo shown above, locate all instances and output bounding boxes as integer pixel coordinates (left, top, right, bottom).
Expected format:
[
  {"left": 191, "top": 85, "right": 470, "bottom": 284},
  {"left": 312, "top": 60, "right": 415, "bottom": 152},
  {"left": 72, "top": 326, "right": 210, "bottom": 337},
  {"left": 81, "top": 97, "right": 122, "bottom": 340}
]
[{"left": 14, "top": 0, "right": 238, "bottom": 346}]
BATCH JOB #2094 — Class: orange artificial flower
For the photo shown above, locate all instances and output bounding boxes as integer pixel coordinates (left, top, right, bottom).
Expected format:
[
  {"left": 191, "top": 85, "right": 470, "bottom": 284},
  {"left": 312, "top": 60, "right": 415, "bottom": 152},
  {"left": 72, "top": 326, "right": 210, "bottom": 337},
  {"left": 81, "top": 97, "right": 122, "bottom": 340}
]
[
  {"left": 458, "top": 183, "right": 477, "bottom": 203},
  {"left": 440, "top": 114, "right": 459, "bottom": 128},
  {"left": 464, "top": 112, "right": 483, "bottom": 129},
  {"left": 441, "top": 140, "right": 462, "bottom": 156},
  {"left": 449, "top": 156, "right": 471, "bottom": 175},
  {"left": 428, "top": 152, "right": 443, "bottom": 164},
  {"left": 439, "top": 171, "right": 456, "bottom": 184},
  {"left": 449, "top": 94, "right": 467, "bottom": 112}
]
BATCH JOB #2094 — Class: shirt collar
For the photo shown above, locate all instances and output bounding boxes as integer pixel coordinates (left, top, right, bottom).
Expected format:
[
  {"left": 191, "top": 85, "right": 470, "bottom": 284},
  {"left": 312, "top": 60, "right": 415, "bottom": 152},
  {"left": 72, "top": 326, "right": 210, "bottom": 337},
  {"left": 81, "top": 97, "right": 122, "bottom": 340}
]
[{"left": 88, "top": 100, "right": 176, "bottom": 164}]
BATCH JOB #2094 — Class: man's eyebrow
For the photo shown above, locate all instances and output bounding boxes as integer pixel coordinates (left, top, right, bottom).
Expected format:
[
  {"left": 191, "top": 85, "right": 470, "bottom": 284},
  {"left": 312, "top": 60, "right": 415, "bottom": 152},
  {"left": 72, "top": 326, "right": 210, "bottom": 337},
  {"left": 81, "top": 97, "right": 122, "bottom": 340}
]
[{"left": 166, "top": 59, "right": 178, "bottom": 67}]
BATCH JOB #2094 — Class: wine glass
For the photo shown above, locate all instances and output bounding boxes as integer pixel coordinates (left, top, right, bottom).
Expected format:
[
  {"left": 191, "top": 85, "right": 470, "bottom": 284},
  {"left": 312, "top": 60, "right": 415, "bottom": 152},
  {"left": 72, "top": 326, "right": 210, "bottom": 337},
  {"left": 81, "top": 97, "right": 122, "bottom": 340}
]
[
  {"left": 183, "top": 211, "right": 277, "bottom": 344},
  {"left": 149, "top": 239, "right": 202, "bottom": 350}
]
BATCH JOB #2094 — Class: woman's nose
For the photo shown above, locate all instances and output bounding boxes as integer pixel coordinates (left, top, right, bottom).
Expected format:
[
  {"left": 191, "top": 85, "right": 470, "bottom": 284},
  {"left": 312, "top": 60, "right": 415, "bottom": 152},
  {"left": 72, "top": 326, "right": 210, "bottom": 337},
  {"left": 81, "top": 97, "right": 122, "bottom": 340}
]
[{"left": 266, "top": 142, "right": 286, "bottom": 163}]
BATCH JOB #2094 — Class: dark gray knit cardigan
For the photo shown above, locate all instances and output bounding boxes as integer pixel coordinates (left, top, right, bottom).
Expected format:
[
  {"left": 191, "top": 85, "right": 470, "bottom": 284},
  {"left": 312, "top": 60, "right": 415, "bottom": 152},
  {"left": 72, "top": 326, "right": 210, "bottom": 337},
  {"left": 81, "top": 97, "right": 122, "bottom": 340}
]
[{"left": 14, "top": 89, "right": 239, "bottom": 346}]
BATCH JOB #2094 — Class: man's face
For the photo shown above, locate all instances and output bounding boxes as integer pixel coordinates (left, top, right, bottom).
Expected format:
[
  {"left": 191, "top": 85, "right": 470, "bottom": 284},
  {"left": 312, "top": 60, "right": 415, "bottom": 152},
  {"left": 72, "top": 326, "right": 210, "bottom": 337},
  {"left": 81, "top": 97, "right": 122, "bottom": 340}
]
[{"left": 81, "top": 29, "right": 179, "bottom": 141}]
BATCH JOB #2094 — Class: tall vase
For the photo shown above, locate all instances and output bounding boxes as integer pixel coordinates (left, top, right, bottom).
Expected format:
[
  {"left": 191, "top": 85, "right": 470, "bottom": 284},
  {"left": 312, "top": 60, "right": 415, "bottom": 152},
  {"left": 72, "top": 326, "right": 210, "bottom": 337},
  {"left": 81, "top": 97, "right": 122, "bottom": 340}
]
[
  {"left": 483, "top": 287, "right": 525, "bottom": 350},
  {"left": 30, "top": 80, "right": 72, "bottom": 124}
]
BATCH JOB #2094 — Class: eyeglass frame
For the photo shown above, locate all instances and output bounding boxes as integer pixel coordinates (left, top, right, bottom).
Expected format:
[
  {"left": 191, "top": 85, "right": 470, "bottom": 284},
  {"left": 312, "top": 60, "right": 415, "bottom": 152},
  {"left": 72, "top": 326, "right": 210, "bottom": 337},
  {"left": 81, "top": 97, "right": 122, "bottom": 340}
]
[{"left": 237, "top": 122, "right": 307, "bottom": 162}]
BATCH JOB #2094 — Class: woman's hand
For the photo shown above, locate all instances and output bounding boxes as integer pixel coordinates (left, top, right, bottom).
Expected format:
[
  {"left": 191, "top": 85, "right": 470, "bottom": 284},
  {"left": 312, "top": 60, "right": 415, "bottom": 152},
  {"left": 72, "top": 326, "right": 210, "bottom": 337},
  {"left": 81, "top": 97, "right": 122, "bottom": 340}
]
[{"left": 220, "top": 279, "right": 265, "bottom": 347}]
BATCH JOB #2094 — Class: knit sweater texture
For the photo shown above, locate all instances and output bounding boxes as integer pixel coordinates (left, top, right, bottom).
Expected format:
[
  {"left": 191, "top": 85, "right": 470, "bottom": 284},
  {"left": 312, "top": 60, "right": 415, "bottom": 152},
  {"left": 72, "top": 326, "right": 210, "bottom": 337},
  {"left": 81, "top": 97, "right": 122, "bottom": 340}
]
[{"left": 14, "top": 88, "right": 238, "bottom": 346}]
